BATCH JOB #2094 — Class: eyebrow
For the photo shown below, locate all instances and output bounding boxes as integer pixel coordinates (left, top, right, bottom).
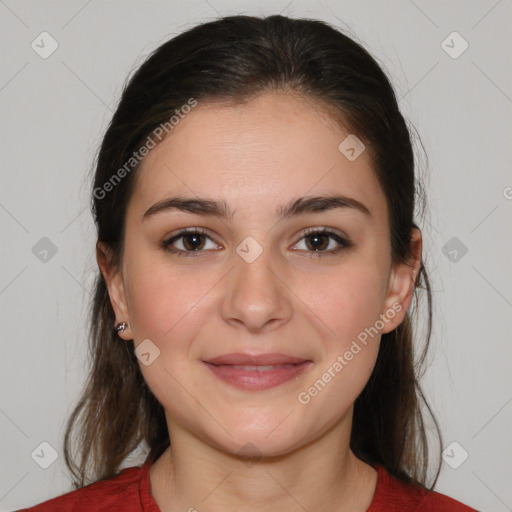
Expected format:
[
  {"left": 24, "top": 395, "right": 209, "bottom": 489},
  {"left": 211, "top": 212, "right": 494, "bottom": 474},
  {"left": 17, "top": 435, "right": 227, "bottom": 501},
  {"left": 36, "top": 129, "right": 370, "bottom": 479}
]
[{"left": 142, "top": 194, "right": 371, "bottom": 221}]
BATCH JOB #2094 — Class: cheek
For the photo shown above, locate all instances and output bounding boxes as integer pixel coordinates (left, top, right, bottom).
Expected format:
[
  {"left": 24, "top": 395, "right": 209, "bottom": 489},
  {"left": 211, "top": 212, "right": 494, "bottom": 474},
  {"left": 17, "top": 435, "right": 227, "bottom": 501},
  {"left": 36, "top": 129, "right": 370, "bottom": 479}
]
[
  {"left": 294, "top": 262, "right": 385, "bottom": 395},
  {"left": 297, "top": 343, "right": 378, "bottom": 423},
  {"left": 125, "top": 262, "right": 212, "bottom": 407},
  {"left": 296, "top": 260, "right": 387, "bottom": 344},
  {"left": 295, "top": 268, "right": 384, "bottom": 409},
  {"left": 125, "top": 256, "right": 212, "bottom": 340}
]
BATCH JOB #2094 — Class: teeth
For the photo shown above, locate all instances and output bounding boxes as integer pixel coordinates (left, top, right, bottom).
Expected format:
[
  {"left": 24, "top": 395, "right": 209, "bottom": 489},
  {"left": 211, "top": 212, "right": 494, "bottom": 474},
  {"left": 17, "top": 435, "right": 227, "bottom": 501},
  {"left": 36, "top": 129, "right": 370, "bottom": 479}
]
[{"left": 229, "top": 364, "right": 295, "bottom": 371}]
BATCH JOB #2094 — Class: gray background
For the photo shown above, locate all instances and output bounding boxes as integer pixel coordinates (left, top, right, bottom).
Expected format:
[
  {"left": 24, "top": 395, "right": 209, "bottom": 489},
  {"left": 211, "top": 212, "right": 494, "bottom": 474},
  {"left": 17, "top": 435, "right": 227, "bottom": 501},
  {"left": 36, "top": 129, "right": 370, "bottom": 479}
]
[{"left": 1, "top": 0, "right": 511, "bottom": 511}]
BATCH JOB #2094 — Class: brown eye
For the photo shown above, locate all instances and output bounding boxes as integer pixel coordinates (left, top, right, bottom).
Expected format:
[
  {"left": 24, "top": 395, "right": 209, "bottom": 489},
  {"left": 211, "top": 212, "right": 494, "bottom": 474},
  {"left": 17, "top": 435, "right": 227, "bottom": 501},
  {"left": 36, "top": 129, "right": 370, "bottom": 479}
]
[
  {"left": 293, "top": 228, "right": 352, "bottom": 257},
  {"left": 304, "top": 232, "right": 330, "bottom": 251},
  {"left": 180, "top": 233, "right": 206, "bottom": 251},
  {"left": 162, "top": 228, "right": 219, "bottom": 257}
]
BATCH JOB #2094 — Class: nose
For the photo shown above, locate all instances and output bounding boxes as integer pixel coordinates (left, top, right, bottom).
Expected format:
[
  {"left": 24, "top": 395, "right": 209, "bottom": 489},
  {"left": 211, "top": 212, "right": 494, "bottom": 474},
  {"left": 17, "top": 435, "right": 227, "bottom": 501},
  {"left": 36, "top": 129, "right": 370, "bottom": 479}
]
[{"left": 220, "top": 248, "right": 293, "bottom": 333}]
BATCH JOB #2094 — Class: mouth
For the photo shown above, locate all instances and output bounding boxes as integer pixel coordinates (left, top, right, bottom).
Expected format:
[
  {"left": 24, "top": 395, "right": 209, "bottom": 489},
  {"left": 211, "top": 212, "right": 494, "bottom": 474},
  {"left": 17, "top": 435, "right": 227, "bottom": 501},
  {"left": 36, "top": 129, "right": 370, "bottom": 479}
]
[
  {"left": 213, "top": 363, "right": 300, "bottom": 371},
  {"left": 202, "top": 353, "right": 313, "bottom": 391},
  {"left": 203, "top": 352, "right": 310, "bottom": 366}
]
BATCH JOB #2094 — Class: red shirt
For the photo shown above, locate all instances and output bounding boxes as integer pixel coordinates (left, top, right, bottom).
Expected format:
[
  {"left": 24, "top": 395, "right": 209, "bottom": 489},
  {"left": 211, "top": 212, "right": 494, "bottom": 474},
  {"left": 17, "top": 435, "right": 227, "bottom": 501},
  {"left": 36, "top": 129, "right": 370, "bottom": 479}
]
[{"left": 17, "top": 456, "right": 478, "bottom": 511}]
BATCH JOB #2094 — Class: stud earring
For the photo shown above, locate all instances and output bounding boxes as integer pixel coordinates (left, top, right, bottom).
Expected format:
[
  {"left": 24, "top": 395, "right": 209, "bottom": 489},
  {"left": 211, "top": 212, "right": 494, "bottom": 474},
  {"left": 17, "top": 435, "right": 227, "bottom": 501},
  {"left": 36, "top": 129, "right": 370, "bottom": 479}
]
[{"left": 115, "top": 321, "right": 128, "bottom": 333}]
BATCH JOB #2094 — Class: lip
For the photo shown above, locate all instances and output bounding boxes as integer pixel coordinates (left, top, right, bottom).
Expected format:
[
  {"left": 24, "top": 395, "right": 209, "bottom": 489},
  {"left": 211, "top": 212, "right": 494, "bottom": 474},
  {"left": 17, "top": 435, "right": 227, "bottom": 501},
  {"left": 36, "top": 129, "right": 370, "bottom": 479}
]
[
  {"left": 204, "top": 352, "right": 310, "bottom": 366},
  {"left": 202, "top": 353, "right": 313, "bottom": 391}
]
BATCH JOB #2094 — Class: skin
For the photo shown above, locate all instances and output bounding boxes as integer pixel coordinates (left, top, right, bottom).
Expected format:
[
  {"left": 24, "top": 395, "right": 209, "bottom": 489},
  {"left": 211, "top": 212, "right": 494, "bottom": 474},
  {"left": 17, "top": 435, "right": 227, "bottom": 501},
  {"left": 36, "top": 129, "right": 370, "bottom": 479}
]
[{"left": 97, "top": 90, "right": 422, "bottom": 512}]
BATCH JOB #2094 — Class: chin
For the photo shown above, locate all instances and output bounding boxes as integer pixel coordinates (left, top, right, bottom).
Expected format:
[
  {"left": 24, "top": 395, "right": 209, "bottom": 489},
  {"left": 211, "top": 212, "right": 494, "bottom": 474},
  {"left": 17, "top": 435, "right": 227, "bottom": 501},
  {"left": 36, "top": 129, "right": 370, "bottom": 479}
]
[{"left": 207, "top": 421, "right": 304, "bottom": 460}]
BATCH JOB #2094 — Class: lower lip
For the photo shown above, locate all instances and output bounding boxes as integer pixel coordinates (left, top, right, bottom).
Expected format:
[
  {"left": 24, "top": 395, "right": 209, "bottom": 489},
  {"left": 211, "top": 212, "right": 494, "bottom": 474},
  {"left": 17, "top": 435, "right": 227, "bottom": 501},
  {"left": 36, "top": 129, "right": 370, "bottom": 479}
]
[{"left": 202, "top": 361, "right": 313, "bottom": 391}]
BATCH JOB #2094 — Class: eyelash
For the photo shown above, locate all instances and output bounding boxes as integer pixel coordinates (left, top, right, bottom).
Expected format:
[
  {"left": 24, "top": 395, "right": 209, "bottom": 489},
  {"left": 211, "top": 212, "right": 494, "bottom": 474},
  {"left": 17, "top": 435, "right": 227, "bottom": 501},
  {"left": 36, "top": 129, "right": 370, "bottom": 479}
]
[{"left": 161, "top": 227, "right": 352, "bottom": 258}]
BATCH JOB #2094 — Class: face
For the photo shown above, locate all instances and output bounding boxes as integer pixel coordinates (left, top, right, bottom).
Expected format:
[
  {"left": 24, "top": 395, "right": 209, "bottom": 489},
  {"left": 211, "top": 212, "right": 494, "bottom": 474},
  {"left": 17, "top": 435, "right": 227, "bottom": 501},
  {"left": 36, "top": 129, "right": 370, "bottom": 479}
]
[{"left": 99, "top": 91, "right": 419, "bottom": 458}]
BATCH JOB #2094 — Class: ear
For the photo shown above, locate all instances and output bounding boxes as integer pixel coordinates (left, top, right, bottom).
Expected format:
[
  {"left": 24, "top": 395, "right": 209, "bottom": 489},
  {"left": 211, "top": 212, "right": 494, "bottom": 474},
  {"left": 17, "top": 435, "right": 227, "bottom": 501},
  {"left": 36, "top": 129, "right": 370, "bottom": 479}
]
[
  {"left": 380, "top": 228, "right": 422, "bottom": 335},
  {"left": 96, "top": 241, "right": 133, "bottom": 340}
]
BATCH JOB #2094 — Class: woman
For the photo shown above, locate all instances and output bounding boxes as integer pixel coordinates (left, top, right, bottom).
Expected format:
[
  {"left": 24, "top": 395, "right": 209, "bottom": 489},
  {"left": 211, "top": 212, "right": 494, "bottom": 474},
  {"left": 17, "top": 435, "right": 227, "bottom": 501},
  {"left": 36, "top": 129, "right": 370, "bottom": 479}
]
[{"left": 19, "top": 14, "right": 478, "bottom": 511}]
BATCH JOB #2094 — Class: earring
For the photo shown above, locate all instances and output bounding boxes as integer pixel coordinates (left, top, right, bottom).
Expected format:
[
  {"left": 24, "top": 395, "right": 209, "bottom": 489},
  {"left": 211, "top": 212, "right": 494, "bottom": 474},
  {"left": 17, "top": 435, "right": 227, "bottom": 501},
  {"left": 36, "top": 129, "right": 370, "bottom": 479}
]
[{"left": 115, "top": 321, "right": 128, "bottom": 333}]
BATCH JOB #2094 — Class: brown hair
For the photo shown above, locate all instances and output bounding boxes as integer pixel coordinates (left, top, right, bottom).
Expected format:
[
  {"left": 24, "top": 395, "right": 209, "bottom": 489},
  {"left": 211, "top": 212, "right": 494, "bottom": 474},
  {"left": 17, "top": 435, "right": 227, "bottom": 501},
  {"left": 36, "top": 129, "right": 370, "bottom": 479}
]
[{"left": 64, "top": 14, "right": 441, "bottom": 490}]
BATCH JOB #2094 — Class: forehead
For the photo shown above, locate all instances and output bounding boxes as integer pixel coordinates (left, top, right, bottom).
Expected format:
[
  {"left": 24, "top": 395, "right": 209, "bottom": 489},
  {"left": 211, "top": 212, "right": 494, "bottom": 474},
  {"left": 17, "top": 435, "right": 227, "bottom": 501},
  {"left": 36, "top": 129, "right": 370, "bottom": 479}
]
[{"left": 127, "top": 91, "right": 388, "bottom": 225}]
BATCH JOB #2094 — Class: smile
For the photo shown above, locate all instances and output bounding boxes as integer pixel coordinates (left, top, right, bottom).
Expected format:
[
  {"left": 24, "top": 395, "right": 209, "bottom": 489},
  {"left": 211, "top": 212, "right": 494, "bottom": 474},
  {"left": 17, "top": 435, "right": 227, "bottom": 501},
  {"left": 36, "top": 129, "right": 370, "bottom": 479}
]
[{"left": 202, "top": 361, "right": 313, "bottom": 391}]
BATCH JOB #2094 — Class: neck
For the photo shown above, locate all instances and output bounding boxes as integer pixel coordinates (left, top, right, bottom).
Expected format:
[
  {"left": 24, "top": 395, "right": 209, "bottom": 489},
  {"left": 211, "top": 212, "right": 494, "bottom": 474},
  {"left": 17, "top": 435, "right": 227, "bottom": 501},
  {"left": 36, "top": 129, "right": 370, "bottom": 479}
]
[{"left": 149, "top": 414, "right": 378, "bottom": 512}]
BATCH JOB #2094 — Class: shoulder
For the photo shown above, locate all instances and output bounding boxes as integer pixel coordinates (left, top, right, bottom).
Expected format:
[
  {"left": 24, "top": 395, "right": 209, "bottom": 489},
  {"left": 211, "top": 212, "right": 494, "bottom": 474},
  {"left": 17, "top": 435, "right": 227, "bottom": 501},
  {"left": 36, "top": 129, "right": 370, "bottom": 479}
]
[
  {"left": 414, "top": 490, "right": 480, "bottom": 511},
  {"left": 15, "top": 465, "right": 146, "bottom": 512},
  {"left": 369, "top": 464, "right": 479, "bottom": 512}
]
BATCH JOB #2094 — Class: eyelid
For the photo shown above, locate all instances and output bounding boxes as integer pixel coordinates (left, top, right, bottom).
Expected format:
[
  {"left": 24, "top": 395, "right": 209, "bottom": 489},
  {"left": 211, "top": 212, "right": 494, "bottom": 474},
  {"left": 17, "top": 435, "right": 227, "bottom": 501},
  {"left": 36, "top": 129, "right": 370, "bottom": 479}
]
[
  {"left": 296, "top": 226, "right": 348, "bottom": 239},
  {"left": 162, "top": 227, "right": 220, "bottom": 254},
  {"left": 290, "top": 227, "right": 351, "bottom": 255}
]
